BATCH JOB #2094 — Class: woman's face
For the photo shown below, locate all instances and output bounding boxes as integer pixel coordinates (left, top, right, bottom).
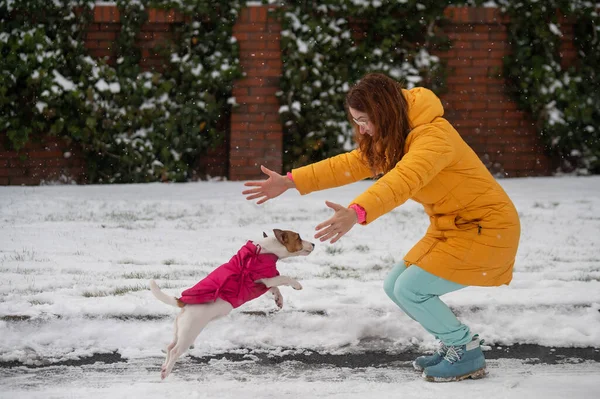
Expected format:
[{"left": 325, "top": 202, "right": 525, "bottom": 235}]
[{"left": 348, "top": 107, "right": 374, "bottom": 137}]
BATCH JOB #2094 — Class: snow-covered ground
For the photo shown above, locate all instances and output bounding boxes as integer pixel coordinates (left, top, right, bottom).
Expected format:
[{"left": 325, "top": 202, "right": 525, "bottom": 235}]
[
  {"left": 1, "top": 176, "right": 599, "bottom": 398},
  {"left": 2, "top": 357, "right": 600, "bottom": 399}
]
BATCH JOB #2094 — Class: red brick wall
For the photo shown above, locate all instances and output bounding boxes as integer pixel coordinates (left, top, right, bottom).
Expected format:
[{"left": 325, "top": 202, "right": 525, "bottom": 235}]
[
  {"left": 85, "top": 7, "right": 186, "bottom": 70},
  {"left": 0, "top": 7, "right": 227, "bottom": 185},
  {"left": 0, "top": 135, "right": 85, "bottom": 185},
  {"left": 2, "top": 5, "right": 574, "bottom": 185},
  {"left": 229, "top": 6, "right": 283, "bottom": 181},
  {"left": 436, "top": 7, "right": 551, "bottom": 177},
  {"left": 231, "top": 6, "right": 565, "bottom": 180}
]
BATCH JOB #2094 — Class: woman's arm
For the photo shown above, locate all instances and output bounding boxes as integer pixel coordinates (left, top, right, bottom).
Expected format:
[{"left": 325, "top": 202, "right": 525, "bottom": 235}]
[
  {"left": 291, "top": 149, "right": 373, "bottom": 195},
  {"left": 243, "top": 149, "right": 372, "bottom": 204},
  {"left": 350, "top": 126, "right": 456, "bottom": 224}
]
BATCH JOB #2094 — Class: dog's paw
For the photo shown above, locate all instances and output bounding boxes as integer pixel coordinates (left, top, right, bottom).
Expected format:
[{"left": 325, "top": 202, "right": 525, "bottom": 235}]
[
  {"left": 290, "top": 280, "right": 302, "bottom": 290},
  {"left": 274, "top": 295, "right": 283, "bottom": 308},
  {"left": 270, "top": 287, "right": 283, "bottom": 308}
]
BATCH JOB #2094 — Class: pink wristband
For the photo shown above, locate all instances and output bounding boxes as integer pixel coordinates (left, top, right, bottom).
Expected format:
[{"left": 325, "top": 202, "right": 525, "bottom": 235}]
[
  {"left": 286, "top": 172, "right": 294, "bottom": 181},
  {"left": 349, "top": 204, "right": 367, "bottom": 224}
]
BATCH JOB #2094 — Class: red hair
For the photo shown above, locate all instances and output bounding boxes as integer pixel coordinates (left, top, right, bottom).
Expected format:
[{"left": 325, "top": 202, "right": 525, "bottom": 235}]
[{"left": 345, "top": 73, "right": 411, "bottom": 175}]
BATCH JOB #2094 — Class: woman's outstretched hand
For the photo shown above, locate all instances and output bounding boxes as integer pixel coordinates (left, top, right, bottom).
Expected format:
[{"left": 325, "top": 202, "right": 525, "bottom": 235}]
[
  {"left": 242, "top": 165, "right": 295, "bottom": 205},
  {"left": 315, "top": 201, "right": 358, "bottom": 244}
]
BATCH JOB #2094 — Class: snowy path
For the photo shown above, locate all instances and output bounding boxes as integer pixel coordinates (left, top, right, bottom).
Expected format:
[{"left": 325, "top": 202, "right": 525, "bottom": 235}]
[
  {"left": 2, "top": 357, "right": 600, "bottom": 399},
  {"left": 1, "top": 177, "right": 600, "bottom": 398}
]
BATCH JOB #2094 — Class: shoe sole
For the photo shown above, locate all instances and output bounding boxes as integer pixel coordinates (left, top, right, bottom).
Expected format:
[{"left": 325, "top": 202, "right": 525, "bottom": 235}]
[{"left": 422, "top": 367, "right": 487, "bottom": 382}]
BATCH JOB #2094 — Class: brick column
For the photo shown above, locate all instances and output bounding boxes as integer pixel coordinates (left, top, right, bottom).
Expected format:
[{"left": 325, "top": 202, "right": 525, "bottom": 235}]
[
  {"left": 229, "top": 6, "right": 282, "bottom": 181},
  {"left": 436, "top": 7, "right": 552, "bottom": 177}
]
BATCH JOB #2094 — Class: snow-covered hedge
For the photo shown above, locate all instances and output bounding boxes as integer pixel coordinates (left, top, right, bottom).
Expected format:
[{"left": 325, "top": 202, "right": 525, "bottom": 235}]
[
  {"left": 274, "top": 0, "right": 451, "bottom": 171},
  {"left": 500, "top": 0, "right": 600, "bottom": 174},
  {"left": 276, "top": 0, "right": 600, "bottom": 175},
  {"left": 0, "top": 0, "right": 242, "bottom": 183}
]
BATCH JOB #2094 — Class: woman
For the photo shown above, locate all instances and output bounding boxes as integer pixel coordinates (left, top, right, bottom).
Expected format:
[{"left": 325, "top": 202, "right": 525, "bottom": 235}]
[{"left": 242, "top": 73, "right": 521, "bottom": 382}]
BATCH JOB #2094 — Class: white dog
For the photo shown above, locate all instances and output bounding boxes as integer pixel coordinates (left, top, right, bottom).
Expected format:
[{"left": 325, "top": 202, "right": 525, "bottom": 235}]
[{"left": 149, "top": 229, "right": 314, "bottom": 379}]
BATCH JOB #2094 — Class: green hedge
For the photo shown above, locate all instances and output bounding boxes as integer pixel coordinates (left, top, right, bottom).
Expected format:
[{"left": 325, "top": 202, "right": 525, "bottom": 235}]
[
  {"left": 501, "top": 0, "right": 599, "bottom": 174},
  {"left": 275, "top": 0, "right": 600, "bottom": 174},
  {"left": 3, "top": 0, "right": 598, "bottom": 182},
  {"left": 0, "top": 0, "right": 242, "bottom": 183},
  {"left": 273, "top": 0, "right": 453, "bottom": 171}
]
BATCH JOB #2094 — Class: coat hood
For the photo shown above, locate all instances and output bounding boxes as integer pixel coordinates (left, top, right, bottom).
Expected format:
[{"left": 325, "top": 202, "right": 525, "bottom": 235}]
[{"left": 402, "top": 87, "right": 444, "bottom": 128}]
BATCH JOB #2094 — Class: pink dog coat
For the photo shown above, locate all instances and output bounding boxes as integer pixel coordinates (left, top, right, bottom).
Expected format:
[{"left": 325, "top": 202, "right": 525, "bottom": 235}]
[{"left": 179, "top": 241, "right": 280, "bottom": 308}]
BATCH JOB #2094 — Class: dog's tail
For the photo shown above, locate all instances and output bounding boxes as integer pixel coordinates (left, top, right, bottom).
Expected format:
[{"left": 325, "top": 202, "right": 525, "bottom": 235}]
[{"left": 149, "top": 280, "right": 184, "bottom": 308}]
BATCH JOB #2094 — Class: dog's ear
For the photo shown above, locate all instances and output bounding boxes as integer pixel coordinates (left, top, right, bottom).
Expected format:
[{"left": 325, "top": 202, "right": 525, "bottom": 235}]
[
  {"left": 263, "top": 231, "right": 268, "bottom": 238},
  {"left": 273, "top": 229, "right": 286, "bottom": 244}
]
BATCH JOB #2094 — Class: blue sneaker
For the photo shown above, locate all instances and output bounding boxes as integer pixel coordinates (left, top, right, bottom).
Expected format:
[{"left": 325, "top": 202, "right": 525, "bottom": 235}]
[
  {"left": 413, "top": 341, "right": 447, "bottom": 371},
  {"left": 422, "top": 336, "right": 487, "bottom": 382}
]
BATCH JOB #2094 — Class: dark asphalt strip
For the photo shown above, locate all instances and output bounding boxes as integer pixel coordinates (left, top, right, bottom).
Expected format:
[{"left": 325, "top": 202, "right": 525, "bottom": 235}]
[
  {"left": 1, "top": 345, "right": 598, "bottom": 369},
  {"left": 188, "top": 345, "right": 600, "bottom": 367}
]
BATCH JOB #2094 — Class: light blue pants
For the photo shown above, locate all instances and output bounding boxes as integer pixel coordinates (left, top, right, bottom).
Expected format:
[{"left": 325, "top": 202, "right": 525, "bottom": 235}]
[{"left": 383, "top": 263, "right": 472, "bottom": 347}]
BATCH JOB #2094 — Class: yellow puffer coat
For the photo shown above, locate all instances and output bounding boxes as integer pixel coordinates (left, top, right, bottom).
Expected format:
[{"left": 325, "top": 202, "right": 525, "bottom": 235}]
[{"left": 291, "top": 87, "right": 521, "bottom": 287}]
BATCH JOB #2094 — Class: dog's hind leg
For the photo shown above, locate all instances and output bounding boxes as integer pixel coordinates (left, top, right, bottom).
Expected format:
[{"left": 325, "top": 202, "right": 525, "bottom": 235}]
[
  {"left": 161, "top": 299, "right": 233, "bottom": 380},
  {"left": 161, "top": 313, "right": 181, "bottom": 373}
]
